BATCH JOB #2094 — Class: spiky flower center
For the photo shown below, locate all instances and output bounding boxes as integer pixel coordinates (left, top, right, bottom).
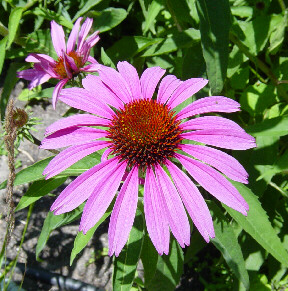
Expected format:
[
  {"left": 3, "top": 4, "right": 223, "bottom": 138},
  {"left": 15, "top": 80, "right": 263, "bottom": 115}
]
[
  {"left": 54, "top": 51, "right": 83, "bottom": 78},
  {"left": 107, "top": 99, "right": 183, "bottom": 169}
]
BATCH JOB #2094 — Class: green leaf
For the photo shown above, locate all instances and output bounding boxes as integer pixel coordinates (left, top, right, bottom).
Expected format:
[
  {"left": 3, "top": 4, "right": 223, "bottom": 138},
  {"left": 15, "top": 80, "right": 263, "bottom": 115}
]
[
  {"left": 15, "top": 177, "right": 67, "bottom": 211},
  {"left": 142, "top": 29, "right": 200, "bottom": 57},
  {"left": 145, "top": 238, "right": 183, "bottom": 291},
  {"left": 141, "top": 234, "right": 158, "bottom": 286},
  {"left": 33, "top": 7, "right": 73, "bottom": 29},
  {"left": 70, "top": 207, "right": 112, "bottom": 265},
  {"left": 0, "top": 36, "right": 8, "bottom": 75},
  {"left": 18, "top": 87, "right": 54, "bottom": 101},
  {"left": 113, "top": 210, "right": 144, "bottom": 291},
  {"left": 223, "top": 182, "right": 288, "bottom": 267},
  {"left": 72, "top": 0, "right": 103, "bottom": 21},
  {"left": 91, "top": 8, "right": 128, "bottom": 33},
  {"left": 196, "top": 0, "right": 231, "bottom": 94},
  {"left": 7, "top": 7, "right": 24, "bottom": 49},
  {"left": 36, "top": 205, "right": 84, "bottom": 260},
  {"left": 101, "top": 47, "right": 116, "bottom": 69},
  {"left": 143, "top": 0, "right": 164, "bottom": 34},
  {"left": 246, "top": 116, "right": 288, "bottom": 137},
  {"left": 208, "top": 201, "right": 249, "bottom": 289}
]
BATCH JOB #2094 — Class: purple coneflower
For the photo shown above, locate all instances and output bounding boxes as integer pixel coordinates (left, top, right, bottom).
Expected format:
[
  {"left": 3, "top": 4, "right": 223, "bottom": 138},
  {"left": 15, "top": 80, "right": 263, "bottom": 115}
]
[
  {"left": 17, "top": 17, "right": 100, "bottom": 108},
  {"left": 41, "top": 62, "right": 256, "bottom": 256}
]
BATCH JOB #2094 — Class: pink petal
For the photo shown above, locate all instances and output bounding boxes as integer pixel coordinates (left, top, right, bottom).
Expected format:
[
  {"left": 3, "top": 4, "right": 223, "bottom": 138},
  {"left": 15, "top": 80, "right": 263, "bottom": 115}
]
[
  {"left": 167, "top": 78, "right": 208, "bottom": 109},
  {"left": 117, "top": 61, "right": 141, "bottom": 100},
  {"left": 64, "top": 54, "right": 79, "bottom": 72},
  {"left": 82, "top": 75, "right": 123, "bottom": 109},
  {"left": 181, "top": 129, "right": 256, "bottom": 150},
  {"left": 40, "top": 127, "right": 107, "bottom": 149},
  {"left": 177, "top": 154, "right": 249, "bottom": 215},
  {"left": 51, "top": 20, "right": 66, "bottom": 56},
  {"left": 108, "top": 166, "right": 139, "bottom": 256},
  {"left": 17, "top": 69, "right": 51, "bottom": 89},
  {"left": 52, "top": 79, "right": 68, "bottom": 109},
  {"left": 140, "top": 67, "right": 166, "bottom": 100},
  {"left": 155, "top": 165, "right": 190, "bottom": 248},
  {"left": 67, "top": 17, "right": 82, "bottom": 53},
  {"left": 77, "top": 18, "right": 93, "bottom": 51},
  {"left": 81, "top": 63, "right": 100, "bottom": 72},
  {"left": 98, "top": 65, "right": 132, "bottom": 103},
  {"left": 28, "top": 53, "right": 58, "bottom": 78},
  {"left": 45, "top": 114, "right": 110, "bottom": 136},
  {"left": 157, "top": 75, "right": 182, "bottom": 104},
  {"left": 80, "top": 160, "right": 127, "bottom": 233},
  {"left": 166, "top": 160, "right": 215, "bottom": 242},
  {"left": 86, "top": 31, "right": 100, "bottom": 48},
  {"left": 51, "top": 157, "right": 119, "bottom": 214},
  {"left": 59, "top": 87, "right": 114, "bottom": 119},
  {"left": 181, "top": 144, "right": 248, "bottom": 184},
  {"left": 178, "top": 96, "right": 241, "bottom": 120},
  {"left": 26, "top": 53, "right": 55, "bottom": 63},
  {"left": 43, "top": 141, "right": 109, "bottom": 179},
  {"left": 101, "top": 148, "right": 113, "bottom": 162},
  {"left": 27, "top": 74, "right": 51, "bottom": 89},
  {"left": 87, "top": 56, "right": 98, "bottom": 63},
  {"left": 144, "top": 167, "right": 170, "bottom": 255}
]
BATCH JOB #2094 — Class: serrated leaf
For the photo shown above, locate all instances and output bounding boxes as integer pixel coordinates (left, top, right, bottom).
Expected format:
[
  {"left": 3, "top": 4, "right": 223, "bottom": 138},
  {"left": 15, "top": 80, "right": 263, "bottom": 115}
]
[
  {"left": 7, "top": 7, "right": 23, "bottom": 49},
  {"left": 146, "top": 238, "right": 183, "bottom": 291},
  {"left": 0, "top": 36, "right": 8, "bottom": 75},
  {"left": 70, "top": 207, "right": 112, "bottom": 265},
  {"left": 209, "top": 201, "right": 249, "bottom": 289},
  {"left": 113, "top": 210, "right": 144, "bottom": 291},
  {"left": 246, "top": 116, "right": 288, "bottom": 137},
  {"left": 223, "top": 182, "right": 288, "bottom": 267},
  {"left": 91, "top": 8, "right": 127, "bottom": 33},
  {"left": 72, "top": 0, "right": 103, "bottom": 21},
  {"left": 15, "top": 177, "right": 67, "bottom": 211},
  {"left": 143, "top": 0, "right": 164, "bottom": 34},
  {"left": 142, "top": 29, "right": 200, "bottom": 57},
  {"left": 36, "top": 205, "right": 84, "bottom": 260},
  {"left": 196, "top": 0, "right": 230, "bottom": 94}
]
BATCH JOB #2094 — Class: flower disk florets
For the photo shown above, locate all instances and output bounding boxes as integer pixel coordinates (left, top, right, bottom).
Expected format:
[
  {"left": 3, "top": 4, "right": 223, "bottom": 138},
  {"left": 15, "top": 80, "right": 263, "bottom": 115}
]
[{"left": 107, "top": 99, "right": 183, "bottom": 169}]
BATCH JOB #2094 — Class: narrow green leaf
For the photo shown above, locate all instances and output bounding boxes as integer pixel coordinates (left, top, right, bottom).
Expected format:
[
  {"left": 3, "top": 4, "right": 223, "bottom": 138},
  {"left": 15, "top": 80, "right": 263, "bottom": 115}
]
[
  {"left": 146, "top": 238, "right": 183, "bottom": 291},
  {"left": 36, "top": 205, "right": 84, "bottom": 260},
  {"left": 72, "top": 0, "right": 103, "bottom": 21},
  {"left": 113, "top": 210, "right": 144, "bottom": 291},
  {"left": 15, "top": 177, "right": 67, "bottom": 211},
  {"left": 101, "top": 47, "right": 116, "bottom": 69},
  {"left": 143, "top": 0, "right": 164, "bottom": 34},
  {"left": 91, "top": 8, "right": 128, "bottom": 33},
  {"left": 196, "top": 0, "right": 231, "bottom": 94},
  {"left": 0, "top": 36, "right": 8, "bottom": 75},
  {"left": 208, "top": 201, "right": 249, "bottom": 289},
  {"left": 223, "top": 182, "right": 288, "bottom": 267},
  {"left": 246, "top": 116, "right": 288, "bottom": 137},
  {"left": 7, "top": 7, "right": 24, "bottom": 49},
  {"left": 70, "top": 208, "right": 112, "bottom": 265}
]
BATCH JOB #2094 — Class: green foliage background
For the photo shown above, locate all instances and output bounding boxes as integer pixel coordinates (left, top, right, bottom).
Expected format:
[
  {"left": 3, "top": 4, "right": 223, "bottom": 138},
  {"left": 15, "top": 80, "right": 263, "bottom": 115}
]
[{"left": 1, "top": 0, "right": 288, "bottom": 290}]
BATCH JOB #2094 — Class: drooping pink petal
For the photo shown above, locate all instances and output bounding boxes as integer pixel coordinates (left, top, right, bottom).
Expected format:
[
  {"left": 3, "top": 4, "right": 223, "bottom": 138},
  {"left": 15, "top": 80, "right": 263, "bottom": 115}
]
[
  {"left": 117, "top": 61, "right": 142, "bottom": 100},
  {"left": 166, "top": 160, "right": 215, "bottom": 242},
  {"left": 167, "top": 78, "right": 208, "bottom": 109},
  {"left": 181, "top": 116, "right": 245, "bottom": 132},
  {"left": 82, "top": 75, "right": 123, "bottom": 109},
  {"left": 77, "top": 18, "right": 93, "bottom": 51},
  {"left": 40, "top": 127, "right": 107, "bottom": 149},
  {"left": 17, "top": 69, "right": 51, "bottom": 89},
  {"left": 140, "top": 67, "right": 165, "bottom": 100},
  {"left": 64, "top": 54, "right": 79, "bottom": 72},
  {"left": 177, "top": 154, "right": 249, "bottom": 215},
  {"left": 59, "top": 87, "right": 114, "bottom": 119},
  {"left": 181, "top": 129, "right": 256, "bottom": 150},
  {"left": 80, "top": 160, "right": 127, "bottom": 233},
  {"left": 157, "top": 75, "right": 182, "bottom": 104},
  {"left": 81, "top": 63, "right": 100, "bottom": 72},
  {"left": 178, "top": 96, "right": 241, "bottom": 120},
  {"left": 101, "top": 148, "right": 113, "bottom": 162},
  {"left": 43, "top": 141, "right": 109, "bottom": 179},
  {"left": 52, "top": 79, "right": 68, "bottom": 109},
  {"left": 87, "top": 56, "right": 98, "bottom": 63},
  {"left": 51, "top": 157, "right": 119, "bottom": 214},
  {"left": 180, "top": 144, "right": 248, "bottom": 184},
  {"left": 67, "top": 17, "right": 82, "bottom": 53},
  {"left": 25, "top": 53, "right": 55, "bottom": 64},
  {"left": 108, "top": 166, "right": 139, "bottom": 256},
  {"left": 45, "top": 114, "right": 110, "bottom": 136},
  {"left": 28, "top": 53, "right": 58, "bottom": 78},
  {"left": 51, "top": 20, "right": 66, "bottom": 56},
  {"left": 98, "top": 65, "right": 132, "bottom": 103},
  {"left": 155, "top": 165, "right": 190, "bottom": 248},
  {"left": 144, "top": 167, "right": 170, "bottom": 255},
  {"left": 86, "top": 31, "right": 100, "bottom": 48}
]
